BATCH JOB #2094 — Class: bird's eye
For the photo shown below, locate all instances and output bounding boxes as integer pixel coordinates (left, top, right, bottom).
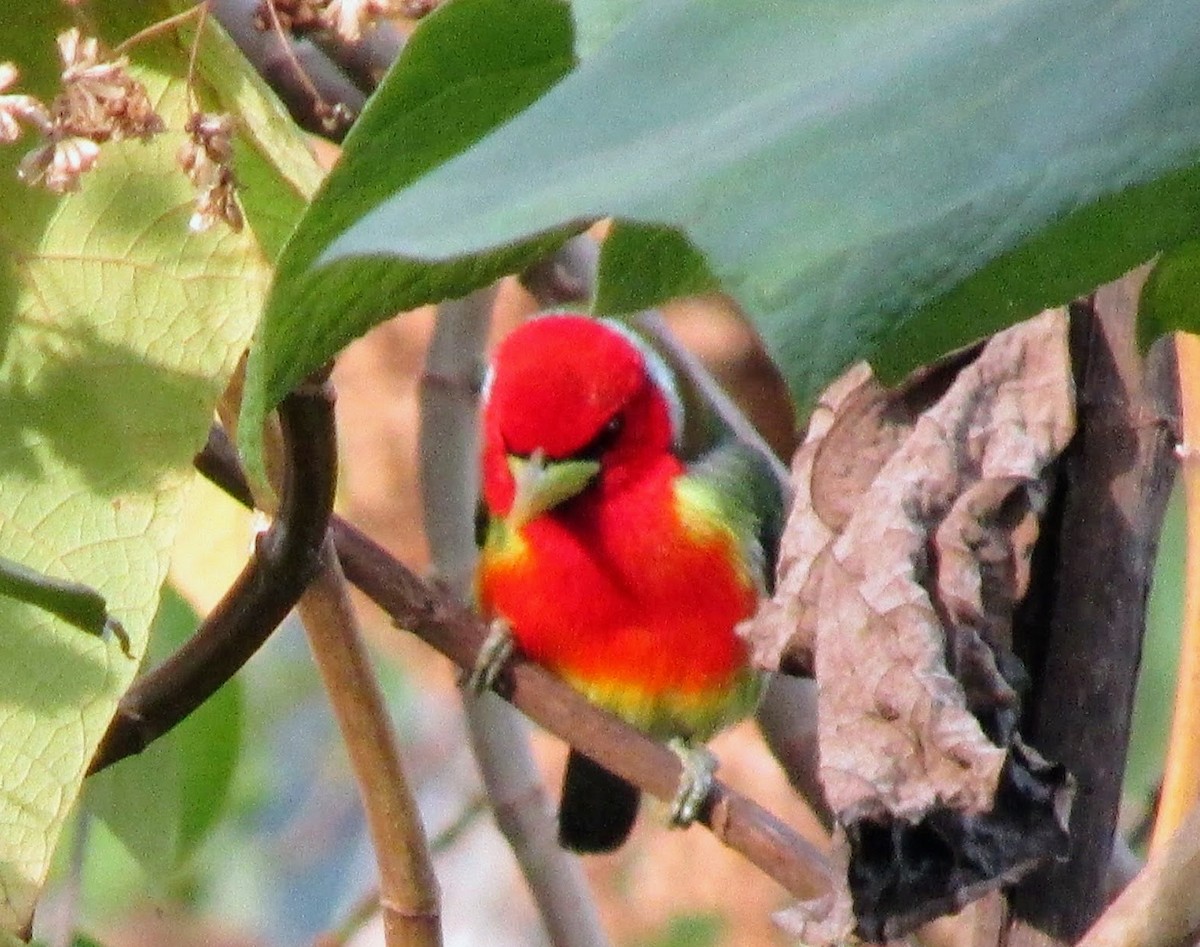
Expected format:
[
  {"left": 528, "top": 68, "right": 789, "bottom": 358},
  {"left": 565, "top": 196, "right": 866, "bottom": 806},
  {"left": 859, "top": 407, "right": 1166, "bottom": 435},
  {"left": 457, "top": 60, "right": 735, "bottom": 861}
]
[{"left": 575, "top": 414, "right": 624, "bottom": 461}]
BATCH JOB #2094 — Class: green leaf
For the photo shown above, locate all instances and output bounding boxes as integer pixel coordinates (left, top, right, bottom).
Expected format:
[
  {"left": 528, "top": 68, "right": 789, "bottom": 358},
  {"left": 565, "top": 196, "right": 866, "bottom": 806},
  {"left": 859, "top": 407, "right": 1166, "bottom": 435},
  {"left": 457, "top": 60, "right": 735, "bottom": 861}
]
[
  {"left": 238, "top": 0, "right": 576, "bottom": 482},
  {"left": 875, "top": 161, "right": 1200, "bottom": 382},
  {"left": 318, "top": 0, "right": 1200, "bottom": 413},
  {"left": 1138, "top": 238, "right": 1200, "bottom": 351},
  {"left": 569, "top": 0, "right": 640, "bottom": 59},
  {"left": 0, "top": 2, "right": 304, "bottom": 933},
  {"left": 87, "top": 588, "right": 243, "bottom": 875},
  {"left": 594, "top": 221, "right": 717, "bottom": 315}
]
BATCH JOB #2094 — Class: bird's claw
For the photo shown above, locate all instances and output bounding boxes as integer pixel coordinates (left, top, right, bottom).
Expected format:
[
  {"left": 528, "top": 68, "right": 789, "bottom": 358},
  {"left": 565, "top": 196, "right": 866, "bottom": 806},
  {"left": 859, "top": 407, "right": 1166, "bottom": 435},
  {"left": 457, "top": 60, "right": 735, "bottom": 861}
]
[
  {"left": 667, "top": 738, "right": 717, "bottom": 827},
  {"left": 467, "top": 618, "right": 515, "bottom": 693}
]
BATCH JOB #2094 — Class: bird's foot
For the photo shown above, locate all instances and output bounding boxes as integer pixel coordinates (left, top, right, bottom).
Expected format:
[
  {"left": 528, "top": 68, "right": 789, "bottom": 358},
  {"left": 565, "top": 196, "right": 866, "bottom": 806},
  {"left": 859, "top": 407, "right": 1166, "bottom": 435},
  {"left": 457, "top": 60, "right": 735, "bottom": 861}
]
[
  {"left": 667, "top": 738, "right": 717, "bottom": 827},
  {"left": 466, "top": 618, "right": 514, "bottom": 693}
]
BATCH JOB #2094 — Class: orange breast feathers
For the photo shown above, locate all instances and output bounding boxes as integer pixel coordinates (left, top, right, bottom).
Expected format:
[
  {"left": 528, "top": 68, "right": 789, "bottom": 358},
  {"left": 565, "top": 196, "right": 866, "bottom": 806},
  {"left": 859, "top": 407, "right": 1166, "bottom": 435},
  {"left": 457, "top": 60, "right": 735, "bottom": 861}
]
[{"left": 476, "top": 454, "right": 760, "bottom": 739}]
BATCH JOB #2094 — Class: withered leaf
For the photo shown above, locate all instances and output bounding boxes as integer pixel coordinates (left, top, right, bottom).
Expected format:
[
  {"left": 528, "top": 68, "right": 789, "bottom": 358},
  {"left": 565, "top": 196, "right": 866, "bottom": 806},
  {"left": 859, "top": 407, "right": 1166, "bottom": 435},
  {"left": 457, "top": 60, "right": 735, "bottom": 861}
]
[{"left": 747, "top": 310, "right": 1076, "bottom": 941}]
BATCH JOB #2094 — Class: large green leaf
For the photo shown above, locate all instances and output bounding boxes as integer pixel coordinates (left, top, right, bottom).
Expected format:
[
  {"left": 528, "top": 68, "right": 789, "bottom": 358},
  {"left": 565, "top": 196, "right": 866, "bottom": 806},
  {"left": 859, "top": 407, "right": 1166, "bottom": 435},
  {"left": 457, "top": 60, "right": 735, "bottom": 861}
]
[
  {"left": 320, "top": 0, "right": 1200, "bottom": 411},
  {"left": 0, "top": 3, "right": 311, "bottom": 933},
  {"left": 238, "top": 0, "right": 575, "bottom": 481},
  {"left": 593, "top": 220, "right": 717, "bottom": 316}
]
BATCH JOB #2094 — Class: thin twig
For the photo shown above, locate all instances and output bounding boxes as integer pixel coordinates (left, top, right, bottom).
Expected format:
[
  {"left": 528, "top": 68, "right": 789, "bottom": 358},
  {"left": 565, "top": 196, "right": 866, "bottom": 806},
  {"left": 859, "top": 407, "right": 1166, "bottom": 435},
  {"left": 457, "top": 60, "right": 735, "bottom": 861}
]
[
  {"left": 422, "top": 288, "right": 610, "bottom": 947},
  {"left": 88, "top": 370, "right": 337, "bottom": 774},
  {"left": 300, "top": 544, "right": 441, "bottom": 947},
  {"left": 112, "top": 2, "right": 207, "bottom": 55},
  {"left": 313, "top": 797, "right": 487, "bottom": 947}
]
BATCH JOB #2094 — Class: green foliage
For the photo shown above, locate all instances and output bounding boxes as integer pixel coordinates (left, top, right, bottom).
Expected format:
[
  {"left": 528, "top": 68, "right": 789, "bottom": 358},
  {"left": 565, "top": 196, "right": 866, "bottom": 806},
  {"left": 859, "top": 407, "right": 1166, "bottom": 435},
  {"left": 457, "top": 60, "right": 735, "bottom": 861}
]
[
  {"left": 87, "top": 588, "right": 243, "bottom": 876},
  {"left": 238, "top": 0, "right": 577, "bottom": 482},
  {"left": 315, "top": 0, "right": 1200, "bottom": 415},
  {"left": 594, "top": 221, "right": 717, "bottom": 315},
  {"left": 1139, "top": 239, "right": 1200, "bottom": 352},
  {"left": 0, "top": 2, "right": 313, "bottom": 934}
]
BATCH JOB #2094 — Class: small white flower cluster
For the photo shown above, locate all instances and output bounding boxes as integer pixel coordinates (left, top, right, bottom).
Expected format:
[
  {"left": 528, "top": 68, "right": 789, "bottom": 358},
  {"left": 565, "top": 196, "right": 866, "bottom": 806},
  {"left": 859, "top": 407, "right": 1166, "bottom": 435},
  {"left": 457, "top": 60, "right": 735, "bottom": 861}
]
[{"left": 0, "top": 28, "right": 241, "bottom": 231}]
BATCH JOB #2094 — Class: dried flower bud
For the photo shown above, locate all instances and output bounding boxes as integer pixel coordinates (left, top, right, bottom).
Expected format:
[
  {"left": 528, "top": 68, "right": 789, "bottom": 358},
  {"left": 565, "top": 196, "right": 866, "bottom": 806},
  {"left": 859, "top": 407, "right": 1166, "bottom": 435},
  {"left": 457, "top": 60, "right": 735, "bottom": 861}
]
[
  {"left": 0, "top": 62, "right": 52, "bottom": 142},
  {"left": 53, "top": 28, "right": 165, "bottom": 142},
  {"left": 255, "top": 0, "right": 326, "bottom": 34},
  {"left": 18, "top": 135, "right": 101, "bottom": 192},
  {"left": 399, "top": 0, "right": 439, "bottom": 17},
  {"left": 323, "top": 0, "right": 396, "bottom": 42},
  {"left": 190, "top": 166, "right": 244, "bottom": 233},
  {"left": 179, "top": 111, "right": 243, "bottom": 232}
]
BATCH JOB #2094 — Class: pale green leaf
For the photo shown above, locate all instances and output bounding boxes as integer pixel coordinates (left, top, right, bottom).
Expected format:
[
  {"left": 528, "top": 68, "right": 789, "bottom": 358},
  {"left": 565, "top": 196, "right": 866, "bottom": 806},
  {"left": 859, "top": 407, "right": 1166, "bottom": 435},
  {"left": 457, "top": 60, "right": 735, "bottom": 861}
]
[{"left": 0, "top": 2, "right": 306, "bottom": 932}]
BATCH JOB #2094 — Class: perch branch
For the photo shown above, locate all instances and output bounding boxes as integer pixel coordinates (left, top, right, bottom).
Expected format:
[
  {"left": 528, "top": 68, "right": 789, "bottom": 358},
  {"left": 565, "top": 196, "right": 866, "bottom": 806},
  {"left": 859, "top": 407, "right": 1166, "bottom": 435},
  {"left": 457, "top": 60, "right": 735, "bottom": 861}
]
[{"left": 191, "top": 434, "right": 834, "bottom": 902}]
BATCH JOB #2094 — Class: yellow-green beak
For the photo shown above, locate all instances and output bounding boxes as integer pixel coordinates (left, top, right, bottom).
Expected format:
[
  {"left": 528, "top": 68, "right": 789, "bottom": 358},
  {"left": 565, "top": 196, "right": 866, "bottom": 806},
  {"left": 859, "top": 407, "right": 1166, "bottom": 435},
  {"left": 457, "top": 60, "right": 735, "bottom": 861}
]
[{"left": 506, "top": 449, "right": 600, "bottom": 530}]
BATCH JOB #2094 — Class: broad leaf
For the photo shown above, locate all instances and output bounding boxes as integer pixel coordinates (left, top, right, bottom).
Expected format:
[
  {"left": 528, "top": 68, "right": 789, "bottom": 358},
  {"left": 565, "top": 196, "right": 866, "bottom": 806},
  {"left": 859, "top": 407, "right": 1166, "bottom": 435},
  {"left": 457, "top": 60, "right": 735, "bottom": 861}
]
[
  {"left": 319, "top": 0, "right": 1200, "bottom": 411},
  {"left": 0, "top": 3, "right": 311, "bottom": 933},
  {"left": 1139, "top": 239, "right": 1200, "bottom": 351},
  {"left": 594, "top": 221, "right": 716, "bottom": 316},
  {"left": 238, "top": 0, "right": 576, "bottom": 481}
]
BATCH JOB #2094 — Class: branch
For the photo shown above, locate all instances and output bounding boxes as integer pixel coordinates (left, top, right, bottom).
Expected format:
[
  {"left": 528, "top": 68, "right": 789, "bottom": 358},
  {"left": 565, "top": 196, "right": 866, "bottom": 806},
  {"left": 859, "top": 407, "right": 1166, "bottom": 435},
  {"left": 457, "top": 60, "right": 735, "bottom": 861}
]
[
  {"left": 89, "top": 371, "right": 337, "bottom": 774},
  {"left": 191, "top": 427, "right": 833, "bottom": 900},
  {"left": 1009, "top": 271, "right": 1180, "bottom": 939},
  {"left": 420, "top": 288, "right": 610, "bottom": 947},
  {"left": 330, "top": 520, "right": 834, "bottom": 902},
  {"left": 299, "top": 543, "right": 441, "bottom": 947}
]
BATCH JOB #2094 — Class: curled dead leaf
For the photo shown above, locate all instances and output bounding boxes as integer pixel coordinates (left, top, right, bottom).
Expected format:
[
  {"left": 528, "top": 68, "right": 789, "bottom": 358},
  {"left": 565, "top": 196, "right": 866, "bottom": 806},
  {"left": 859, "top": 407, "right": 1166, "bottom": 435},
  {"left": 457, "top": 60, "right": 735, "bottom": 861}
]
[{"left": 746, "top": 310, "right": 1076, "bottom": 941}]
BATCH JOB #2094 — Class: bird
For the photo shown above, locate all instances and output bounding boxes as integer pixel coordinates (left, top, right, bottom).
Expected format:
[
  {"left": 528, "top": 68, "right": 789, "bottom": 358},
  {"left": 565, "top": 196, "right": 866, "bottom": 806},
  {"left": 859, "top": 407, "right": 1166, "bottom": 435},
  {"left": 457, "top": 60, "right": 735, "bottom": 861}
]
[{"left": 472, "top": 313, "right": 783, "bottom": 853}]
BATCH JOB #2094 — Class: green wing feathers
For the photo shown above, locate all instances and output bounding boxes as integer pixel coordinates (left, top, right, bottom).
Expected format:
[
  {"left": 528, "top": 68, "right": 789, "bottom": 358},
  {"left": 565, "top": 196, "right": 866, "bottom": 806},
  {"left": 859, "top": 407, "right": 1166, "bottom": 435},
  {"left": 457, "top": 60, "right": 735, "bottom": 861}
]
[{"left": 683, "top": 441, "right": 786, "bottom": 594}]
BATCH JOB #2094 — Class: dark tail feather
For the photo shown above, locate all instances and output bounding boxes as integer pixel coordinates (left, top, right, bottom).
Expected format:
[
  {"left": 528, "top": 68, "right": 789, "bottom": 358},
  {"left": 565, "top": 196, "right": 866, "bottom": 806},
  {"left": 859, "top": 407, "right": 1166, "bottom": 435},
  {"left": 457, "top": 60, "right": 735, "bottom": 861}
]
[{"left": 558, "top": 749, "right": 640, "bottom": 853}]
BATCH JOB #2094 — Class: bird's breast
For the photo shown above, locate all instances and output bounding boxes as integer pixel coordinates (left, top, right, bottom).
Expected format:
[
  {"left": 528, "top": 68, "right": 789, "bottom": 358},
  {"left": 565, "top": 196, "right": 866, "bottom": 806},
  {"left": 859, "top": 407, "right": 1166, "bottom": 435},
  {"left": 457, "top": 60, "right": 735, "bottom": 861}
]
[{"left": 476, "top": 471, "right": 760, "bottom": 737}]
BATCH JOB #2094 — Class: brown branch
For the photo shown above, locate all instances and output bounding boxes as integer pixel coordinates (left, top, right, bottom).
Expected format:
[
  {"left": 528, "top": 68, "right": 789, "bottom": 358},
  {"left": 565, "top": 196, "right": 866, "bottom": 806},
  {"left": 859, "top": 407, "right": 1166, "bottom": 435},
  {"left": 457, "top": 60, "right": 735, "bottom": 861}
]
[
  {"left": 1009, "top": 270, "right": 1180, "bottom": 940},
  {"left": 89, "top": 371, "right": 337, "bottom": 774},
  {"left": 191, "top": 423, "right": 832, "bottom": 900},
  {"left": 330, "top": 519, "right": 834, "bottom": 902},
  {"left": 299, "top": 544, "right": 441, "bottom": 947}
]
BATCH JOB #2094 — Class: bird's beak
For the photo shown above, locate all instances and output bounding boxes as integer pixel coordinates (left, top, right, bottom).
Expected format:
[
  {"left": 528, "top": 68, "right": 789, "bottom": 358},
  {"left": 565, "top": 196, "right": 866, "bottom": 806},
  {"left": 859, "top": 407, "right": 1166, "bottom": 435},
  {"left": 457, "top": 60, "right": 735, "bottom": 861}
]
[{"left": 506, "top": 449, "right": 600, "bottom": 530}]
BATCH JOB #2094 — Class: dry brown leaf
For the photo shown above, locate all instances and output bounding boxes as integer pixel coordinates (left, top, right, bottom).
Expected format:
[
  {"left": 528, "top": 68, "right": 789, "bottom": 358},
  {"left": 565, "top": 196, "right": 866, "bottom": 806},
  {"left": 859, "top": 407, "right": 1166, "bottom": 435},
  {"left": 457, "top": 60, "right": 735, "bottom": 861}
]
[{"left": 746, "top": 310, "right": 1076, "bottom": 941}]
